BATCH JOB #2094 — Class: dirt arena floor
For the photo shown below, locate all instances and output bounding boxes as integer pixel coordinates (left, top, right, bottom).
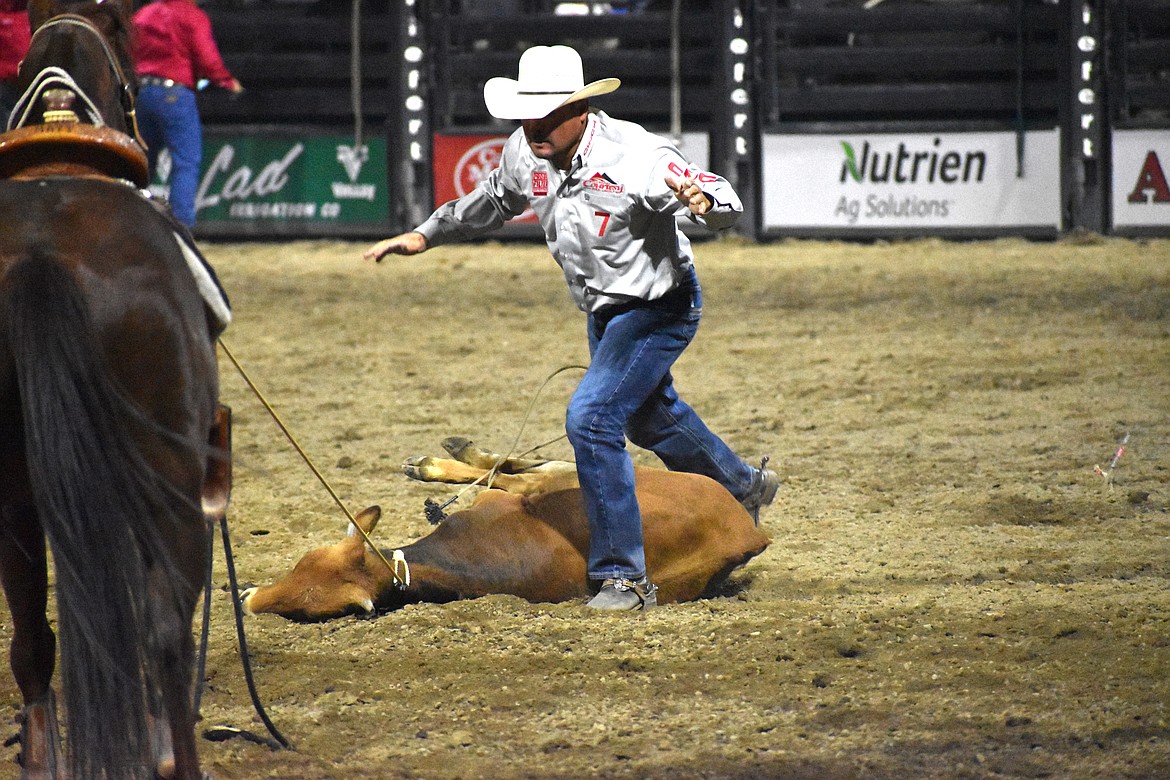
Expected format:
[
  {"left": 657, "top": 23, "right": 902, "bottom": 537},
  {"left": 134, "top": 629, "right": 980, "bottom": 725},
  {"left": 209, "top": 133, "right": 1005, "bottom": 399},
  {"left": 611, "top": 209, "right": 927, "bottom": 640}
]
[{"left": 1, "top": 235, "right": 1168, "bottom": 779}]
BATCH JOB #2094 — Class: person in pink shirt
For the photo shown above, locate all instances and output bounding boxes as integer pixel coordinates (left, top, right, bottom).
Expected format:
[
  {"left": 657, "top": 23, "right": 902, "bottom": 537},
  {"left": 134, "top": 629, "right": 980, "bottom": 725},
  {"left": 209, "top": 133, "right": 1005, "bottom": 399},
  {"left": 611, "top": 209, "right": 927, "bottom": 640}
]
[
  {"left": 131, "top": 0, "right": 241, "bottom": 227},
  {"left": 0, "top": 0, "right": 30, "bottom": 127}
]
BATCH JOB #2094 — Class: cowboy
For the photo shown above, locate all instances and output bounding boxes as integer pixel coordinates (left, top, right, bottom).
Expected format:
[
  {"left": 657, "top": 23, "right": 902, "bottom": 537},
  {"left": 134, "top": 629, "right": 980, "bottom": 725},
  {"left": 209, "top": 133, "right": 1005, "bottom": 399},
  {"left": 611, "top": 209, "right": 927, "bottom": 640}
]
[{"left": 364, "top": 45, "right": 779, "bottom": 611}]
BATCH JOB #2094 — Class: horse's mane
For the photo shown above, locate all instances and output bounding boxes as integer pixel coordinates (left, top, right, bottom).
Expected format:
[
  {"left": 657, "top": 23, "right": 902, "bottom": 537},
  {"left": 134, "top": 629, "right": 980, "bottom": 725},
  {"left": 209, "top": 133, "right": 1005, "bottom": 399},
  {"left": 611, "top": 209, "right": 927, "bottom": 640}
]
[
  {"left": 83, "top": 0, "right": 136, "bottom": 79},
  {"left": 38, "top": 0, "right": 136, "bottom": 83}
]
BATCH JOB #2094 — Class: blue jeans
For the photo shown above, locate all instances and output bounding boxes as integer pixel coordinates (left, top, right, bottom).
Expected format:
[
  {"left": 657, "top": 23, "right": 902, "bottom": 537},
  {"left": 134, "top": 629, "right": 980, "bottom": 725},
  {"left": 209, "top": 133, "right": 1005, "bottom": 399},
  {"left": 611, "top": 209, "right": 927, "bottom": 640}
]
[
  {"left": 566, "top": 269, "right": 755, "bottom": 582},
  {"left": 137, "top": 83, "right": 202, "bottom": 227}
]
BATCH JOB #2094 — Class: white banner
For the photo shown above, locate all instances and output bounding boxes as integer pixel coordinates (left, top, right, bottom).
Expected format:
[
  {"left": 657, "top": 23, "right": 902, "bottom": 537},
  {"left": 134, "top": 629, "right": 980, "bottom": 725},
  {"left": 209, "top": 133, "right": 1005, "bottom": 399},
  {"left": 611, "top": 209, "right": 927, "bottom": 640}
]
[
  {"left": 761, "top": 130, "right": 1061, "bottom": 231},
  {"left": 1112, "top": 129, "right": 1170, "bottom": 228}
]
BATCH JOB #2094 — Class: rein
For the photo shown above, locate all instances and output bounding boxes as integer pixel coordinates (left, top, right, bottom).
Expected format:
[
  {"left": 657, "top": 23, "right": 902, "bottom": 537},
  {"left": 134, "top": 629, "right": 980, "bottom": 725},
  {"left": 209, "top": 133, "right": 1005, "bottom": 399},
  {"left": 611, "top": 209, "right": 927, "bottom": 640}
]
[{"left": 34, "top": 14, "right": 133, "bottom": 87}]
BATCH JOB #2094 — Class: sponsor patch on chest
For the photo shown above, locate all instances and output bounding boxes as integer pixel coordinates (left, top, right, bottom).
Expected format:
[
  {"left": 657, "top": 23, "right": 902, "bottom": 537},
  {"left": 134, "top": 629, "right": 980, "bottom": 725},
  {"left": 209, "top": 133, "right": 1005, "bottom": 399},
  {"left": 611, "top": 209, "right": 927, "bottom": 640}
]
[
  {"left": 583, "top": 172, "right": 624, "bottom": 195},
  {"left": 533, "top": 171, "right": 549, "bottom": 196}
]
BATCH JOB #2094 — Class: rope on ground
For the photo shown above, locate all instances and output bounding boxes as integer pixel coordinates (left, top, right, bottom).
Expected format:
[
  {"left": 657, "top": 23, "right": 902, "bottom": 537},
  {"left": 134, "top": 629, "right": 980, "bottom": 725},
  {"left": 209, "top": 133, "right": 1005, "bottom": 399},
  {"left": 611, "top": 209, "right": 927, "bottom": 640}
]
[
  {"left": 424, "top": 364, "right": 587, "bottom": 522},
  {"left": 217, "top": 339, "right": 406, "bottom": 588}
]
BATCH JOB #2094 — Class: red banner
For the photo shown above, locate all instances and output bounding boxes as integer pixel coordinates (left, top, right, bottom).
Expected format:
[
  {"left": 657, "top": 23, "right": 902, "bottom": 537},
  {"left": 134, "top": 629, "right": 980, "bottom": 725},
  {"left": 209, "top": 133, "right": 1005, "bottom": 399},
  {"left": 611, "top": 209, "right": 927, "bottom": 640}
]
[{"left": 432, "top": 134, "right": 537, "bottom": 223}]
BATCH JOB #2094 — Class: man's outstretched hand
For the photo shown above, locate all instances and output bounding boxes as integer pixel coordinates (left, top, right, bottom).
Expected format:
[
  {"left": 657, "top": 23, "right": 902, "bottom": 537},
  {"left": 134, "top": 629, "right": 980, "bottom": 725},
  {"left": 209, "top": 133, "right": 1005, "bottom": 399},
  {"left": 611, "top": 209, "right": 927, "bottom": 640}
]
[{"left": 363, "top": 232, "right": 429, "bottom": 262}]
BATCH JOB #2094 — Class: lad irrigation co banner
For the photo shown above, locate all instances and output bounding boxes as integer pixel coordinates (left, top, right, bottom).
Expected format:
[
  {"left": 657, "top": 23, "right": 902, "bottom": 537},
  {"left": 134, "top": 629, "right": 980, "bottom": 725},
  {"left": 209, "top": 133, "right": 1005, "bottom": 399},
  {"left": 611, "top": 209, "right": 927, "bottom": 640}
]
[
  {"left": 148, "top": 129, "right": 389, "bottom": 235},
  {"left": 761, "top": 130, "right": 1061, "bottom": 235}
]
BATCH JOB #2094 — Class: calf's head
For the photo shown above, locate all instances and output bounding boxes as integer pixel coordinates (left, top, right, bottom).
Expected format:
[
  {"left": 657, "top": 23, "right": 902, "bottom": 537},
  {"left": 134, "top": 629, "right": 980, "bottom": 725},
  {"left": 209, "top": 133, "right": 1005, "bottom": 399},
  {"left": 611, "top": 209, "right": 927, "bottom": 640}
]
[{"left": 241, "top": 506, "right": 383, "bottom": 622}]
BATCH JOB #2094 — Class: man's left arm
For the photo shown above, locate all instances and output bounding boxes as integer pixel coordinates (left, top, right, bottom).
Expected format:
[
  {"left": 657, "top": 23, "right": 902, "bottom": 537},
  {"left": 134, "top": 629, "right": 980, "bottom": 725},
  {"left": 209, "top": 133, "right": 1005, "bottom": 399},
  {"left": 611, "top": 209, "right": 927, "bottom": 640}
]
[{"left": 653, "top": 153, "right": 743, "bottom": 231}]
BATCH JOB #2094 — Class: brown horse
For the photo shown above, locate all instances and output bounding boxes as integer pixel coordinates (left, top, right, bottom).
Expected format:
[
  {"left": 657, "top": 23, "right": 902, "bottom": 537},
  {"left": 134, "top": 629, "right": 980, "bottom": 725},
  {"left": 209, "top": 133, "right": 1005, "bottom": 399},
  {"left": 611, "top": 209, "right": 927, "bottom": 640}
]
[{"left": 0, "top": 0, "right": 222, "bottom": 778}]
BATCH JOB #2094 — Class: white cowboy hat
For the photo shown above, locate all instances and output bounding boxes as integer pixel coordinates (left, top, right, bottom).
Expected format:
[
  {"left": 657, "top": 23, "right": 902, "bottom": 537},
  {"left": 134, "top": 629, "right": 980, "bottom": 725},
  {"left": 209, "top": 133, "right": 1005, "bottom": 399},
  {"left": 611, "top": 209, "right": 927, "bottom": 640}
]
[{"left": 483, "top": 45, "right": 620, "bottom": 120}]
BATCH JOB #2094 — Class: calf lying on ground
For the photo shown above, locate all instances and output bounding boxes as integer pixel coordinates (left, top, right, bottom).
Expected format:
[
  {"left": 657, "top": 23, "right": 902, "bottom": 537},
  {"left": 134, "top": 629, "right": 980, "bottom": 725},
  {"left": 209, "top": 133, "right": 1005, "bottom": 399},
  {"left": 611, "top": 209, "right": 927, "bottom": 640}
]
[{"left": 241, "top": 438, "right": 771, "bottom": 621}]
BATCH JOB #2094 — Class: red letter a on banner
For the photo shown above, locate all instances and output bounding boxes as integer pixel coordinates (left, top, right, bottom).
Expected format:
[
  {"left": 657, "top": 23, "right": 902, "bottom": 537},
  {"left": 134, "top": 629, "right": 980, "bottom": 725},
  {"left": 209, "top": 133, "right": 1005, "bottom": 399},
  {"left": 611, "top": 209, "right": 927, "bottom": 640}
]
[{"left": 1128, "top": 151, "right": 1170, "bottom": 203}]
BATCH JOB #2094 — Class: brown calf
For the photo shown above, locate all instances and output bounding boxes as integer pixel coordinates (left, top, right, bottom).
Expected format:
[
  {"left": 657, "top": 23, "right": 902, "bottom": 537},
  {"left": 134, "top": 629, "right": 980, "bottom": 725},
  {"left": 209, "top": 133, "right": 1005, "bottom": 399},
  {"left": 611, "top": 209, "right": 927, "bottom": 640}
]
[{"left": 241, "top": 438, "right": 771, "bottom": 621}]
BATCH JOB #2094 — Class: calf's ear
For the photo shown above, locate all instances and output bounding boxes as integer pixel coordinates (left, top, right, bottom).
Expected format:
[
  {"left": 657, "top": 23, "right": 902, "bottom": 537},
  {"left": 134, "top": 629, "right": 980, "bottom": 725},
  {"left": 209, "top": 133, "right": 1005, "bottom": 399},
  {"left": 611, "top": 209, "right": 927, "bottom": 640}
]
[{"left": 345, "top": 505, "right": 382, "bottom": 539}]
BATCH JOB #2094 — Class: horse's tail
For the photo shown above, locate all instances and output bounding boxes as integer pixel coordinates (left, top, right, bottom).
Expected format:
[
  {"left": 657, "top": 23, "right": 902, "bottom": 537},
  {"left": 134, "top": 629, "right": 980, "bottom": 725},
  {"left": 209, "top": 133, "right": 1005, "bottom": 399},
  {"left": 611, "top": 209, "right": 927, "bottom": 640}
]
[{"left": 3, "top": 250, "right": 178, "bottom": 778}]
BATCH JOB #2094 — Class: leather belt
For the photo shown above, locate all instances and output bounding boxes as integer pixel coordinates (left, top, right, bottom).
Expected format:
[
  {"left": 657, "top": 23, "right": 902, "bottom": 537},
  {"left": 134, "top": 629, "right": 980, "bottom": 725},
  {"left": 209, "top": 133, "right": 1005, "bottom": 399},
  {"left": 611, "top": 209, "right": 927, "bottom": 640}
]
[{"left": 139, "top": 75, "right": 179, "bottom": 88}]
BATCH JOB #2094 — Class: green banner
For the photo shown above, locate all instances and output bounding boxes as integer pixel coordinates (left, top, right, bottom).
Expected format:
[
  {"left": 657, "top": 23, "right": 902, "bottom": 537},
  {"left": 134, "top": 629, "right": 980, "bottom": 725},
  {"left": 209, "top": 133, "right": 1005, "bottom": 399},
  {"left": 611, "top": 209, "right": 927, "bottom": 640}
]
[{"left": 149, "top": 130, "right": 388, "bottom": 225}]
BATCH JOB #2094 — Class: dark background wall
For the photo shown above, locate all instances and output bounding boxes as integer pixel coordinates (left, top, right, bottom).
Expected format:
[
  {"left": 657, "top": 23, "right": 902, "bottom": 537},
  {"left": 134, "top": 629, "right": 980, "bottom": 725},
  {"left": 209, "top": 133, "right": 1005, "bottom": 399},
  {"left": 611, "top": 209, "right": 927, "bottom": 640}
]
[{"left": 191, "top": 0, "right": 1169, "bottom": 237}]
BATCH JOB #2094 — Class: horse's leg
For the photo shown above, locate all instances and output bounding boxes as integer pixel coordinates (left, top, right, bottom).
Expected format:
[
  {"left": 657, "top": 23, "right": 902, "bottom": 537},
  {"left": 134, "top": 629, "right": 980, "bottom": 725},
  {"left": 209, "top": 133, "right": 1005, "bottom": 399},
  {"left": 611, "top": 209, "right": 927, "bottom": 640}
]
[
  {"left": 150, "top": 708, "right": 176, "bottom": 779},
  {"left": 157, "top": 407, "right": 228, "bottom": 780},
  {"left": 0, "top": 503, "right": 63, "bottom": 780},
  {"left": 147, "top": 593, "right": 201, "bottom": 780},
  {"left": 145, "top": 519, "right": 207, "bottom": 780}
]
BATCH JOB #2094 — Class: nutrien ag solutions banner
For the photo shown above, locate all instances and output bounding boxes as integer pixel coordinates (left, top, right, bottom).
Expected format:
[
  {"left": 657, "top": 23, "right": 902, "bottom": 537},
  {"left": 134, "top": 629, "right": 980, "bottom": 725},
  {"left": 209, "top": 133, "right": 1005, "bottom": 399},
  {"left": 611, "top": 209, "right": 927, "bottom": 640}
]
[{"left": 761, "top": 130, "right": 1061, "bottom": 232}]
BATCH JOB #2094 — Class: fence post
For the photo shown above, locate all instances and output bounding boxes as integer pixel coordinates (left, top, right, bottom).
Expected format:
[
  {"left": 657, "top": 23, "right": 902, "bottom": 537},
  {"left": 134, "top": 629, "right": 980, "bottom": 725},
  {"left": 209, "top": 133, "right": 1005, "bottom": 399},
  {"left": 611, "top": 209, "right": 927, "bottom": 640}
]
[
  {"left": 388, "top": 0, "right": 433, "bottom": 233},
  {"left": 710, "top": 0, "right": 756, "bottom": 239},
  {"left": 1062, "top": 0, "right": 1109, "bottom": 233}
]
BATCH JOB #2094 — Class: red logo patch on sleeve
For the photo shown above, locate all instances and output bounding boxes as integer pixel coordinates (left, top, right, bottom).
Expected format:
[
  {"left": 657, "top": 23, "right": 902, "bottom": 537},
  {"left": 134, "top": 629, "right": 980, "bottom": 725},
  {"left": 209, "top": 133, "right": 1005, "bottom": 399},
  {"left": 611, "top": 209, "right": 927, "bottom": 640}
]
[
  {"left": 533, "top": 171, "right": 549, "bottom": 196},
  {"left": 667, "top": 161, "right": 717, "bottom": 184}
]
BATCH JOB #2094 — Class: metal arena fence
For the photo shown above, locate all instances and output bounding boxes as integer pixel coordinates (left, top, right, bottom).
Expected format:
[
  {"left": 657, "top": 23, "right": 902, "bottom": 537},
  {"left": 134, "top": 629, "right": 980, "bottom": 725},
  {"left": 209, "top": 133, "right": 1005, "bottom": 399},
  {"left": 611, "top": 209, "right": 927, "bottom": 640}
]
[{"left": 190, "top": 0, "right": 1168, "bottom": 240}]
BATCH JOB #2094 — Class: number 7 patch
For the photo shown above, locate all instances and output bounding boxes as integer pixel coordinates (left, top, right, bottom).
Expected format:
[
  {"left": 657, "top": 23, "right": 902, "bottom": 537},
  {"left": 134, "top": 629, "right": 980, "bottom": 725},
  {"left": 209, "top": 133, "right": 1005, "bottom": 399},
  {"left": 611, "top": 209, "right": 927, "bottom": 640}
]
[{"left": 594, "top": 210, "right": 611, "bottom": 236}]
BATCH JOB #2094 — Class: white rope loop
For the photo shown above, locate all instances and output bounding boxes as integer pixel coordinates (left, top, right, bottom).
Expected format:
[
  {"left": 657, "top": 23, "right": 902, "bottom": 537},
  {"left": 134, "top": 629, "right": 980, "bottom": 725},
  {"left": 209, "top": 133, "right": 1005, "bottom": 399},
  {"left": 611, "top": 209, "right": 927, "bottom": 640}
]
[
  {"left": 391, "top": 550, "right": 410, "bottom": 587},
  {"left": 8, "top": 66, "right": 105, "bottom": 130}
]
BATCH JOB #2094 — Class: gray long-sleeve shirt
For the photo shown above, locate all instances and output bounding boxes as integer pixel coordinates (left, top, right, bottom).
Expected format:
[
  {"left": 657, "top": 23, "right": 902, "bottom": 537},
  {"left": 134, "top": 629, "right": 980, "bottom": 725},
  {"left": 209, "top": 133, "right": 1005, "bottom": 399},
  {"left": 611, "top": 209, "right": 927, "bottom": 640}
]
[{"left": 416, "top": 111, "right": 742, "bottom": 313}]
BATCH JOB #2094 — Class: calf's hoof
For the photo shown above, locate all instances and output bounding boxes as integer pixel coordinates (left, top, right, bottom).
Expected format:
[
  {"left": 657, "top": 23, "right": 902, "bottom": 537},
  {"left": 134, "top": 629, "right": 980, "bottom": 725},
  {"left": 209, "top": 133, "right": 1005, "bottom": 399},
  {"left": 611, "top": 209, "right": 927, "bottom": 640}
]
[
  {"left": 442, "top": 437, "right": 502, "bottom": 468},
  {"left": 441, "top": 436, "right": 474, "bottom": 460},
  {"left": 402, "top": 456, "right": 442, "bottom": 482}
]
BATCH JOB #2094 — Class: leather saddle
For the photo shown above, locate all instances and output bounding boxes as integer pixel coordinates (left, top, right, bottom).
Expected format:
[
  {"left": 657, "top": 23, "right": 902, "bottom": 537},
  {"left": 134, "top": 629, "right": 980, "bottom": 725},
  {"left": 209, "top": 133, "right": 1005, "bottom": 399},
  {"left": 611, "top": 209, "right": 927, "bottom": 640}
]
[{"left": 0, "top": 121, "right": 149, "bottom": 186}]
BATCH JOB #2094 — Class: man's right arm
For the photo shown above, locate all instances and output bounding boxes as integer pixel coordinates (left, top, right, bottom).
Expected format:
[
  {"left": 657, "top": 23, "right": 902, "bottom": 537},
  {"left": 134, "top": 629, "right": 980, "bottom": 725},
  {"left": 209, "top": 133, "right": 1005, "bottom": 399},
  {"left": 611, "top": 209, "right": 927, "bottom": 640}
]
[
  {"left": 363, "top": 231, "right": 428, "bottom": 261},
  {"left": 363, "top": 132, "right": 530, "bottom": 262}
]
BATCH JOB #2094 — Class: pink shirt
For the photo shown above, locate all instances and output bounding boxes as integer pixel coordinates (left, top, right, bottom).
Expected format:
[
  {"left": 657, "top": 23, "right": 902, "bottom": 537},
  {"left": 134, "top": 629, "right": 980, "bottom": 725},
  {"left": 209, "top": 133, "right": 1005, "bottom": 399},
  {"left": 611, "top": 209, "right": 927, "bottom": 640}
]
[
  {"left": 131, "top": 0, "right": 235, "bottom": 90},
  {"left": 0, "top": 0, "right": 29, "bottom": 82}
]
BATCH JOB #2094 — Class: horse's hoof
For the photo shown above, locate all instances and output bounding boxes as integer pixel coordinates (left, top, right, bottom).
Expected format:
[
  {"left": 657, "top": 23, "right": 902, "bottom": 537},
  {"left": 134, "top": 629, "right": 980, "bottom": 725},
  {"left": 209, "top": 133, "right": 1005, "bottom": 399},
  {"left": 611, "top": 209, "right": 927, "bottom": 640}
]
[{"left": 17, "top": 690, "right": 62, "bottom": 780}]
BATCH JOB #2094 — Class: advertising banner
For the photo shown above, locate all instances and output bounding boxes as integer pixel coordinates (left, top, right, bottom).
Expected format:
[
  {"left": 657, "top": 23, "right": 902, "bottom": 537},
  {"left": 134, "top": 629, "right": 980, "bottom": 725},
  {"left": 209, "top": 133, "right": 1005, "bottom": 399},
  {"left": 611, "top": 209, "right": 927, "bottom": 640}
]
[
  {"left": 761, "top": 130, "right": 1061, "bottom": 233},
  {"left": 432, "top": 133, "right": 537, "bottom": 223},
  {"left": 149, "top": 129, "right": 389, "bottom": 230},
  {"left": 1111, "top": 129, "right": 1170, "bottom": 230}
]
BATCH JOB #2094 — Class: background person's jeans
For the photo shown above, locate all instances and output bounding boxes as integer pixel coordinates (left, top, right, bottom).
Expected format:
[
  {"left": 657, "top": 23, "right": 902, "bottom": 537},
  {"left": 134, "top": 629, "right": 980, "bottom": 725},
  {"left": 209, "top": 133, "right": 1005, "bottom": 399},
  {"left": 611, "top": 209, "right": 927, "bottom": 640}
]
[
  {"left": 137, "top": 83, "right": 202, "bottom": 227},
  {"left": 567, "top": 273, "right": 755, "bottom": 583}
]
